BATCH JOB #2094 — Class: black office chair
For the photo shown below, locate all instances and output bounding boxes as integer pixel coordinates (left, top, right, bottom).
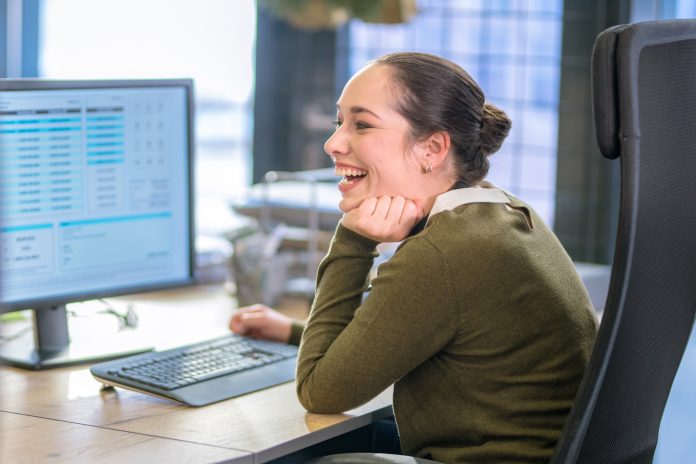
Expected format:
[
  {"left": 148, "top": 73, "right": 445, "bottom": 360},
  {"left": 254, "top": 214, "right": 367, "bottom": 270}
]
[
  {"left": 311, "top": 19, "right": 696, "bottom": 464},
  {"left": 551, "top": 19, "right": 696, "bottom": 464}
]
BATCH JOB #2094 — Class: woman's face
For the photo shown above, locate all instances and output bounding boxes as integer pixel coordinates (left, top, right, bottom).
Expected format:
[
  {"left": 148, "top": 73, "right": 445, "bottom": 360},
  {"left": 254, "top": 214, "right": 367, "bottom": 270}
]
[{"left": 325, "top": 64, "right": 425, "bottom": 213}]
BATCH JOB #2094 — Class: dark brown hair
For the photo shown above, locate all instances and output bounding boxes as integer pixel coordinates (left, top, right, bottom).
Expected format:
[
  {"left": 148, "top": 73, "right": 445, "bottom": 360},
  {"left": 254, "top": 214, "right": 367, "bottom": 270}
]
[{"left": 375, "top": 52, "right": 511, "bottom": 186}]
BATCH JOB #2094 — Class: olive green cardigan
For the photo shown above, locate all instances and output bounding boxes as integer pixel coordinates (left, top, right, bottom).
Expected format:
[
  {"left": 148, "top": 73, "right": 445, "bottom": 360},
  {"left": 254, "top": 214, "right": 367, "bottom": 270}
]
[{"left": 292, "top": 187, "right": 598, "bottom": 463}]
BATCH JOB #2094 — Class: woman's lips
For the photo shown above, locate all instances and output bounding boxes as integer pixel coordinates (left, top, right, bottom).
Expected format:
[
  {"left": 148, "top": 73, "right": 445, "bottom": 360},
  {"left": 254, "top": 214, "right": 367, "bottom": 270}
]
[
  {"left": 334, "top": 164, "right": 368, "bottom": 193},
  {"left": 337, "top": 174, "right": 366, "bottom": 193}
]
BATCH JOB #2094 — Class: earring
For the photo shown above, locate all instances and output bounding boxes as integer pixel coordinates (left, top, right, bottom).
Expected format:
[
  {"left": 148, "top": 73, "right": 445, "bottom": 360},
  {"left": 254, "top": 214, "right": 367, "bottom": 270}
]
[{"left": 425, "top": 163, "right": 433, "bottom": 174}]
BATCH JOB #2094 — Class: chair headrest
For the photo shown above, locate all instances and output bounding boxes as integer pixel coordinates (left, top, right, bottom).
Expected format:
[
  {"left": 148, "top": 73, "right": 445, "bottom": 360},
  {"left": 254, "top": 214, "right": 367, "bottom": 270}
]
[
  {"left": 591, "top": 25, "right": 627, "bottom": 160},
  {"left": 591, "top": 20, "right": 696, "bottom": 160}
]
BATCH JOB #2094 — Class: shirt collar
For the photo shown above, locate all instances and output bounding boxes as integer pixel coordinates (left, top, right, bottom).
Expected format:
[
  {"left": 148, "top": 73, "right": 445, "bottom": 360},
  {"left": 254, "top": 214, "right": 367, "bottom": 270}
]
[{"left": 427, "top": 183, "right": 511, "bottom": 222}]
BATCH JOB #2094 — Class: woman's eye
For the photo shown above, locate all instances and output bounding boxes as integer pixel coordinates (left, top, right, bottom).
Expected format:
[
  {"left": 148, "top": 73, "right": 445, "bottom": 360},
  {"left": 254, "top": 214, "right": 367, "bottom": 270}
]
[
  {"left": 332, "top": 120, "right": 342, "bottom": 130},
  {"left": 355, "top": 121, "right": 371, "bottom": 130}
]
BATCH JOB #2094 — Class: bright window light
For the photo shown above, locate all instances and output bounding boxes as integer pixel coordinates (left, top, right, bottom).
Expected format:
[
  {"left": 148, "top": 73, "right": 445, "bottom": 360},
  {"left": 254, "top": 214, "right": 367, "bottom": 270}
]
[{"left": 39, "top": 0, "right": 257, "bottom": 235}]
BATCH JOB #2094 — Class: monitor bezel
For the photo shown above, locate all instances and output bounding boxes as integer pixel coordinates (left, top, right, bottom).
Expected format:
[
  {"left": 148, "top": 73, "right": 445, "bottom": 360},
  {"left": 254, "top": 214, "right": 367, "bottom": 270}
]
[{"left": 0, "top": 78, "right": 197, "bottom": 313}]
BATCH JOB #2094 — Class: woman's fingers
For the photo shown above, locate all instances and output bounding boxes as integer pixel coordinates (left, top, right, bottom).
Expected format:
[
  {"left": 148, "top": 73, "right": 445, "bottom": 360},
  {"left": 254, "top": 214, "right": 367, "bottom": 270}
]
[
  {"left": 398, "top": 200, "right": 419, "bottom": 227},
  {"left": 229, "top": 304, "right": 269, "bottom": 332},
  {"left": 229, "top": 304, "right": 293, "bottom": 343},
  {"left": 342, "top": 196, "right": 424, "bottom": 242},
  {"left": 358, "top": 196, "right": 378, "bottom": 215}
]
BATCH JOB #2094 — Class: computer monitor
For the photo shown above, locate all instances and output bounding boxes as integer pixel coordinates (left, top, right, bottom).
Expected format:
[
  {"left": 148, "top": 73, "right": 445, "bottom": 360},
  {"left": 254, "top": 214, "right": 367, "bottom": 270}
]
[{"left": 0, "top": 79, "right": 195, "bottom": 369}]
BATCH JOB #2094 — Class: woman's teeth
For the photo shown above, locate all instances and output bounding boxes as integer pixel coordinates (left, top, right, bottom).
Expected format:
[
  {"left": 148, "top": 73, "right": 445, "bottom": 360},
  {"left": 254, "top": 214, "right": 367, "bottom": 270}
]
[{"left": 335, "top": 167, "right": 368, "bottom": 177}]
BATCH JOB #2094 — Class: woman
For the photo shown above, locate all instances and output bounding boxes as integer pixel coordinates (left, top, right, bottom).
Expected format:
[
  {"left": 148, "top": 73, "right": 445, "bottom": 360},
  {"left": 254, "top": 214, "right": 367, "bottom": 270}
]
[{"left": 231, "top": 52, "right": 598, "bottom": 463}]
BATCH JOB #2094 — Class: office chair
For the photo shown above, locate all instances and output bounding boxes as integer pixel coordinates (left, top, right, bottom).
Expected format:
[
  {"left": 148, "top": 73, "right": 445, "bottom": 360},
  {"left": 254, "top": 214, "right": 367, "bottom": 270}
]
[
  {"left": 551, "top": 18, "right": 696, "bottom": 464},
  {"left": 311, "top": 19, "right": 696, "bottom": 464}
]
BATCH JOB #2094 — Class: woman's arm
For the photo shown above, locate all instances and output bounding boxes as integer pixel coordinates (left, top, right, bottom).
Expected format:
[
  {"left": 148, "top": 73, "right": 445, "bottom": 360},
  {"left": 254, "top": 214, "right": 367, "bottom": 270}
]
[{"left": 296, "top": 222, "right": 458, "bottom": 413}]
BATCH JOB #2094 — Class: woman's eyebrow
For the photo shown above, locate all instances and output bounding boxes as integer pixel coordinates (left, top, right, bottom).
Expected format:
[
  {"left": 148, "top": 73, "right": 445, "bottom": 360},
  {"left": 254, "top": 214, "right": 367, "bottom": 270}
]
[
  {"left": 350, "top": 106, "right": 381, "bottom": 119},
  {"left": 336, "top": 104, "right": 381, "bottom": 120}
]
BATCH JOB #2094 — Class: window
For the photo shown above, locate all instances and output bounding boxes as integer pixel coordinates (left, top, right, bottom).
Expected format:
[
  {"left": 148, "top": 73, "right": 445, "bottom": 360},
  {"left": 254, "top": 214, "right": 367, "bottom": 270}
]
[
  {"left": 341, "top": 0, "right": 564, "bottom": 226},
  {"left": 39, "top": 0, "right": 256, "bottom": 235}
]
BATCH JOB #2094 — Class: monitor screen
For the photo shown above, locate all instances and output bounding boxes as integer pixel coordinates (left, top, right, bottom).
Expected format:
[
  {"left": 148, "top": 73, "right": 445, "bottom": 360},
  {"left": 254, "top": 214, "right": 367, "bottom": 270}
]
[{"left": 0, "top": 79, "right": 195, "bottom": 368}]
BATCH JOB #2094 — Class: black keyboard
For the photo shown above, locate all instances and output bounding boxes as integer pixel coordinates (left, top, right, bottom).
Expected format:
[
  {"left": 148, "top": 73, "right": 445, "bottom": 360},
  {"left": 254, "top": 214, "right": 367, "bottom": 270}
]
[{"left": 90, "top": 333, "right": 298, "bottom": 406}]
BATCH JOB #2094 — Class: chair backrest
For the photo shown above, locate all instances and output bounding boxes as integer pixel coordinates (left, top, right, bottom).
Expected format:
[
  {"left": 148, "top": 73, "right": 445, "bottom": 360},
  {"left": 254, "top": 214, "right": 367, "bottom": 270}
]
[{"left": 551, "top": 20, "right": 696, "bottom": 464}]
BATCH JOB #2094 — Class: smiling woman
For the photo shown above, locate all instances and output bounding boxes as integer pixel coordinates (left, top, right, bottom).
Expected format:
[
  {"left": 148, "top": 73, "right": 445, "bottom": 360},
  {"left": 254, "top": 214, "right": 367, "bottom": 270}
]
[{"left": 231, "top": 52, "right": 599, "bottom": 464}]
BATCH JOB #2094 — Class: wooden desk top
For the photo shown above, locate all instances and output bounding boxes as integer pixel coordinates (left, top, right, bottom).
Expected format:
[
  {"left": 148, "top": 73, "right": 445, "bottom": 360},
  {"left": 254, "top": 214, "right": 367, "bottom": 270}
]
[
  {"left": 0, "top": 285, "right": 393, "bottom": 463},
  {"left": 0, "top": 411, "right": 251, "bottom": 464},
  {"left": 0, "top": 366, "right": 392, "bottom": 462}
]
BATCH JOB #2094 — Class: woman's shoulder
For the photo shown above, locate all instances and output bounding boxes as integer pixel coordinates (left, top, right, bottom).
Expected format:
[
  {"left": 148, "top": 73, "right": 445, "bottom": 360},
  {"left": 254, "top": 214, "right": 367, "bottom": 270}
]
[
  {"left": 424, "top": 201, "right": 521, "bottom": 240},
  {"left": 408, "top": 199, "right": 551, "bottom": 265},
  {"left": 392, "top": 216, "right": 500, "bottom": 272}
]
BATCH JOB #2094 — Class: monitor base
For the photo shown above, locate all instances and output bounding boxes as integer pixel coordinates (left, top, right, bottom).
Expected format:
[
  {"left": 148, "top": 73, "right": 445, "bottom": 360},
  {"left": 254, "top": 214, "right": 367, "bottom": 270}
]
[
  {"left": 0, "top": 339, "right": 153, "bottom": 370},
  {"left": 0, "top": 333, "right": 154, "bottom": 370},
  {"left": 0, "top": 308, "right": 154, "bottom": 370}
]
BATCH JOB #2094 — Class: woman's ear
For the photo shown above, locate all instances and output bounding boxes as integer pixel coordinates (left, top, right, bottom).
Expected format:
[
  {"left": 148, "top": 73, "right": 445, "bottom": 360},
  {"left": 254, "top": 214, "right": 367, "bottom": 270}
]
[{"left": 425, "top": 131, "right": 451, "bottom": 168}]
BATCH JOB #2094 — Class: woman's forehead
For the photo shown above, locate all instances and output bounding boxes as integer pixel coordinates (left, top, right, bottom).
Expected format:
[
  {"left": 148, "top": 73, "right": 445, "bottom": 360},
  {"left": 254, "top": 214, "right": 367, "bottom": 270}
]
[{"left": 337, "top": 64, "right": 395, "bottom": 111}]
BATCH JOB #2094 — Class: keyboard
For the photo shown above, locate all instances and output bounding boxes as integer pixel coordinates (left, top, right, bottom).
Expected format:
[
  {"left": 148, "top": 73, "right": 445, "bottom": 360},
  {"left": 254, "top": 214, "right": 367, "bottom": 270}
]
[{"left": 90, "top": 333, "right": 298, "bottom": 406}]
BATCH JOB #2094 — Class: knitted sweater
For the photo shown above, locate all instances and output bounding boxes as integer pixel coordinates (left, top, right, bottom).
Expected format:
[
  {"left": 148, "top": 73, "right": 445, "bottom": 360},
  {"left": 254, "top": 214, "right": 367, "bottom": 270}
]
[{"left": 294, "top": 188, "right": 598, "bottom": 463}]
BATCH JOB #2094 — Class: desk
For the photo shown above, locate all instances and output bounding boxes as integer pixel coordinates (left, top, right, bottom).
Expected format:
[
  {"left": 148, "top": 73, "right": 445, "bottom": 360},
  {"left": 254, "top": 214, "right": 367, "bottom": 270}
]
[
  {"left": 0, "top": 285, "right": 393, "bottom": 463},
  {"left": 0, "top": 411, "right": 250, "bottom": 463}
]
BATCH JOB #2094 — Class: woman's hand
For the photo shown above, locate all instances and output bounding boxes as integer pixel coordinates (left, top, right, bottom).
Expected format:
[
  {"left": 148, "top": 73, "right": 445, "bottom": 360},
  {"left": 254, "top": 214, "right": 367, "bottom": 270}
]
[
  {"left": 229, "top": 304, "right": 293, "bottom": 343},
  {"left": 342, "top": 196, "right": 424, "bottom": 243}
]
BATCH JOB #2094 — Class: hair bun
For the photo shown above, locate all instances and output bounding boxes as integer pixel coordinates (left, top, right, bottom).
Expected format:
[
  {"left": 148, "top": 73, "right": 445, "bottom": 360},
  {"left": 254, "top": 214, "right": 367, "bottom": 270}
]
[{"left": 479, "top": 103, "right": 511, "bottom": 156}]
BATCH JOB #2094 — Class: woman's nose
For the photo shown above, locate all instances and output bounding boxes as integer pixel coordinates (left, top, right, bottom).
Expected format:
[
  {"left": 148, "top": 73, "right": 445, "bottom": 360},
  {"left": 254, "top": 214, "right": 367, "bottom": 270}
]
[{"left": 324, "top": 129, "right": 346, "bottom": 159}]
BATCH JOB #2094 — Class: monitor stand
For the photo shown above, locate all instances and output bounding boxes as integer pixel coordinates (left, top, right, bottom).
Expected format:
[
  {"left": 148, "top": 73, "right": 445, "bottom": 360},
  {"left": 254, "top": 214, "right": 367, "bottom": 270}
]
[{"left": 0, "top": 304, "right": 154, "bottom": 370}]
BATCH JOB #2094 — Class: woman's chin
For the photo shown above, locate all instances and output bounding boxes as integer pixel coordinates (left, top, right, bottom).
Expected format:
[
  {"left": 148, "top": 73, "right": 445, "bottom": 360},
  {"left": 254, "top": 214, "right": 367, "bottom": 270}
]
[{"left": 338, "top": 196, "right": 363, "bottom": 213}]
